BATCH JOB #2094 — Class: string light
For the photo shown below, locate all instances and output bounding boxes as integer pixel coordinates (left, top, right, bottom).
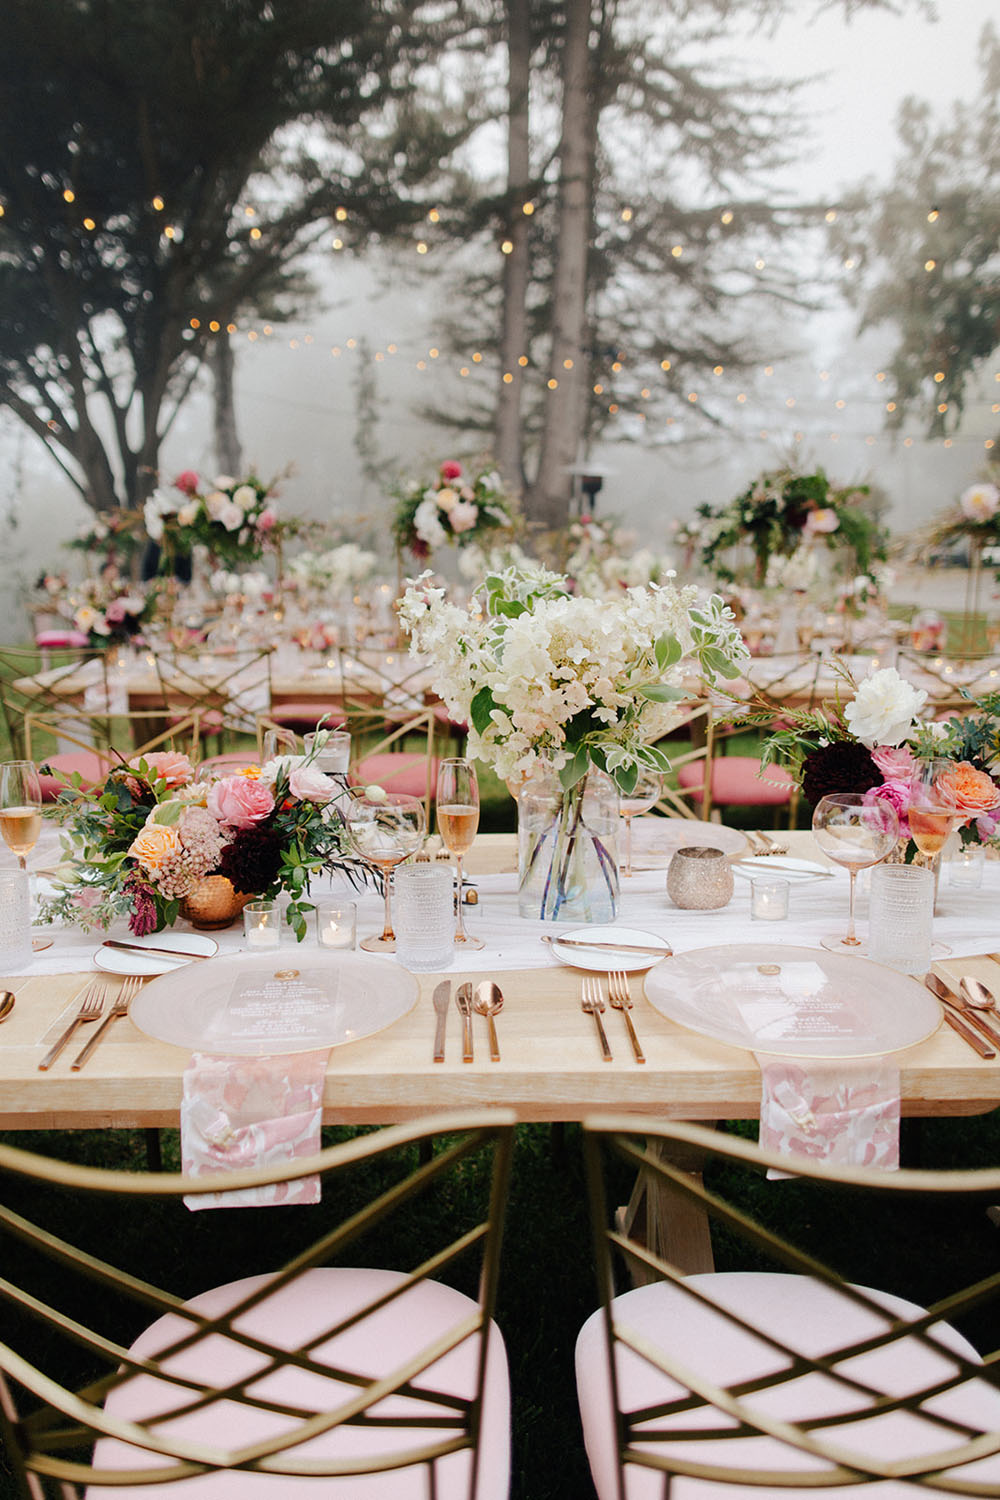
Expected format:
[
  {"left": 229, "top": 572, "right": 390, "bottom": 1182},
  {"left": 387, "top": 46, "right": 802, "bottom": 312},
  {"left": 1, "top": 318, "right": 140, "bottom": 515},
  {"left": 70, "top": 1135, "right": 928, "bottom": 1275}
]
[
  {"left": 335, "top": 208, "right": 347, "bottom": 221},
  {"left": 250, "top": 227, "right": 262, "bottom": 240},
  {"left": 563, "top": 358, "right": 573, "bottom": 369},
  {"left": 151, "top": 196, "right": 164, "bottom": 212},
  {"left": 428, "top": 208, "right": 440, "bottom": 222},
  {"left": 660, "top": 359, "right": 671, "bottom": 371},
  {"left": 518, "top": 355, "right": 528, "bottom": 367},
  {"left": 83, "top": 217, "right": 95, "bottom": 230},
  {"left": 416, "top": 241, "right": 428, "bottom": 254},
  {"left": 459, "top": 366, "right": 469, "bottom": 376},
  {"left": 925, "top": 259, "right": 936, "bottom": 271},
  {"left": 621, "top": 207, "right": 633, "bottom": 222},
  {"left": 671, "top": 244, "right": 683, "bottom": 257},
  {"left": 500, "top": 240, "right": 513, "bottom": 254},
  {"left": 547, "top": 378, "right": 558, "bottom": 389},
  {"left": 720, "top": 210, "right": 733, "bottom": 224},
  {"left": 522, "top": 202, "right": 534, "bottom": 216},
  {"left": 927, "top": 209, "right": 939, "bottom": 222},
  {"left": 825, "top": 210, "right": 837, "bottom": 223}
]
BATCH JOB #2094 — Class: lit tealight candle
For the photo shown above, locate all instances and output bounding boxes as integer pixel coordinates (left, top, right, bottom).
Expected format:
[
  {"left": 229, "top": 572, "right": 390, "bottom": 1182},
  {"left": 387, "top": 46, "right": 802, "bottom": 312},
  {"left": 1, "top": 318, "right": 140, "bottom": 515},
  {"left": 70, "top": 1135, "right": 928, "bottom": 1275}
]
[
  {"left": 244, "top": 903, "right": 280, "bottom": 949},
  {"left": 315, "top": 901, "right": 357, "bottom": 950},
  {"left": 750, "top": 877, "right": 789, "bottom": 921}
]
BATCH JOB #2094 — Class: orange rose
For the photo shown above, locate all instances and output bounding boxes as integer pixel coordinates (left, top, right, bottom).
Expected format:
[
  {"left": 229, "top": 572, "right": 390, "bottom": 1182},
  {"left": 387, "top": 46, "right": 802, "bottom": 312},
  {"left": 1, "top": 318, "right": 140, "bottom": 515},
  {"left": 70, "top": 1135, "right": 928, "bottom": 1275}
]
[
  {"left": 934, "top": 761, "right": 1000, "bottom": 820},
  {"left": 128, "top": 823, "right": 182, "bottom": 870}
]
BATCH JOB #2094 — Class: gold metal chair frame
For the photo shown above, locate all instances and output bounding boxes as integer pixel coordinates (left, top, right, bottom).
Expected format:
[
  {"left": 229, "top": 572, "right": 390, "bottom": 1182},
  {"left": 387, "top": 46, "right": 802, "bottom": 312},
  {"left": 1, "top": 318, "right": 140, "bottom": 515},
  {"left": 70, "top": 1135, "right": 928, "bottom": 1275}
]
[
  {"left": 0, "top": 1110, "right": 515, "bottom": 1497},
  {"left": 582, "top": 1116, "right": 1000, "bottom": 1498},
  {"left": 23, "top": 708, "right": 203, "bottom": 774}
]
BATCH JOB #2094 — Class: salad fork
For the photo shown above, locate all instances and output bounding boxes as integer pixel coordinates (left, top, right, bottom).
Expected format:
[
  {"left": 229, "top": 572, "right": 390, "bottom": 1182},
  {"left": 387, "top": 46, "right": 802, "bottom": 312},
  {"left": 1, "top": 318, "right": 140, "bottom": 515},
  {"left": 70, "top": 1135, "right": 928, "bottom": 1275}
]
[
  {"left": 38, "top": 982, "right": 106, "bottom": 1070},
  {"left": 581, "top": 976, "right": 612, "bottom": 1062},
  {"left": 607, "top": 971, "right": 645, "bottom": 1064}
]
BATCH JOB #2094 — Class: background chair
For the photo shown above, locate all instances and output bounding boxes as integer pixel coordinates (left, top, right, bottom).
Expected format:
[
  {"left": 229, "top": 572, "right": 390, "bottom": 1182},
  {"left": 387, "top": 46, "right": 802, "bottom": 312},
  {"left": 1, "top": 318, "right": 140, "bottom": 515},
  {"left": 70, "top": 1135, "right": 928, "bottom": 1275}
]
[
  {"left": 0, "top": 1110, "right": 514, "bottom": 1499},
  {"left": 152, "top": 647, "right": 272, "bottom": 754},
  {"left": 673, "top": 700, "right": 798, "bottom": 826},
  {"left": 577, "top": 1116, "right": 1000, "bottom": 1500},
  {"left": 23, "top": 708, "right": 202, "bottom": 800}
]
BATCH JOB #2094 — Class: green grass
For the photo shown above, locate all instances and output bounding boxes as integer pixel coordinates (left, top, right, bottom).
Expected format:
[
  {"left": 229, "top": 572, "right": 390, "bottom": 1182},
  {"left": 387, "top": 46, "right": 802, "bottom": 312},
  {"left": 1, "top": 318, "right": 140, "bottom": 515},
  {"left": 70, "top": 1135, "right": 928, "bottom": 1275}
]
[{"left": 2, "top": 1115, "right": 1000, "bottom": 1500}]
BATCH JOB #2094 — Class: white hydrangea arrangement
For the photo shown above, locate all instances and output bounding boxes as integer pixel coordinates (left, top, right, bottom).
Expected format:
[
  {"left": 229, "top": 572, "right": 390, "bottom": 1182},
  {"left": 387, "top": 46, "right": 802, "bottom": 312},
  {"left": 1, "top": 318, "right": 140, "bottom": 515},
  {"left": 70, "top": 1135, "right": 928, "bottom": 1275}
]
[
  {"left": 399, "top": 564, "right": 749, "bottom": 791},
  {"left": 287, "top": 544, "right": 378, "bottom": 594}
]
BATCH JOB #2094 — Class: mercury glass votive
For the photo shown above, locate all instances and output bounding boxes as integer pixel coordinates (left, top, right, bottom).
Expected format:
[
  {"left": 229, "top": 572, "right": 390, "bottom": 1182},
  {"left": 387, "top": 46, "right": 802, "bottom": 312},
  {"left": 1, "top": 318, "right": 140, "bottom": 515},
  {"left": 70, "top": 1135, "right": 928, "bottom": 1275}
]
[
  {"left": 666, "top": 846, "right": 734, "bottom": 910},
  {"left": 315, "top": 899, "right": 357, "bottom": 950},
  {"left": 244, "top": 900, "right": 281, "bottom": 950}
]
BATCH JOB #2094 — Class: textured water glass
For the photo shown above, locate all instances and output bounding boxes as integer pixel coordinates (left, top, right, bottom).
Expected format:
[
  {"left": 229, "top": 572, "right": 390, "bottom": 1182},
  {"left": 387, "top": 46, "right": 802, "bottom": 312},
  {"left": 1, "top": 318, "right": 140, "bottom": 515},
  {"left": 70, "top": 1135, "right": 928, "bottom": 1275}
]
[
  {"left": 0, "top": 869, "right": 32, "bottom": 967},
  {"left": 304, "top": 729, "right": 351, "bottom": 775},
  {"left": 315, "top": 898, "right": 356, "bottom": 950},
  {"left": 393, "top": 863, "right": 454, "bottom": 972},
  {"left": 750, "top": 877, "right": 789, "bottom": 921},
  {"left": 868, "top": 864, "right": 934, "bottom": 975}
]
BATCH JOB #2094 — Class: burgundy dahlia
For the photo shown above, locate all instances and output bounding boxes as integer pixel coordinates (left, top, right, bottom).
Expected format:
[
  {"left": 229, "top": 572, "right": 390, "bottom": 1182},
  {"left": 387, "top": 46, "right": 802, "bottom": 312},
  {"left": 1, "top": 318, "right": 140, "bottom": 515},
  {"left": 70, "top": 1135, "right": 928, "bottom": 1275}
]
[
  {"left": 218, "top": 826, "right": 283, "bottom": 894},
  {"left": 801, "top": 741, "right": 881, "bottom": 806}
]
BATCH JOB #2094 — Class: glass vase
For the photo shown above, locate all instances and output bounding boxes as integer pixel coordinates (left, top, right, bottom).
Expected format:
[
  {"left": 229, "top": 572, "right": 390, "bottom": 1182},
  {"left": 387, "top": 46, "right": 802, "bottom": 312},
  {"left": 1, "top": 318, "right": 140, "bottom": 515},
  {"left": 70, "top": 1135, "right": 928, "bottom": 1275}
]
[{"left": 517, "top": 766, "right": 620, "bottom": 923}]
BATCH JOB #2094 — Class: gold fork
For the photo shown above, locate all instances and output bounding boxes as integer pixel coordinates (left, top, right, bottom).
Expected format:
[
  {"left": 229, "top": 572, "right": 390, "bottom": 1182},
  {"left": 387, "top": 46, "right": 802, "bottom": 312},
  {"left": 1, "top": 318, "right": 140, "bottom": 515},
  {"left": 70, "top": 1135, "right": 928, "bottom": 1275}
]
[
  {"left": 38, "top": 981, "right": 106, "bottom": 1071},
  {"left": 757, "top": 830, "right": 789, "bottom": 856},
  {"left": 607, "top": 970, "right": 645, "bottom": 1064},
  {"left": 71, "top": 976, "right": 142, "bottom": 1070},
  {"left": 581, "top": 976, "right": 612, "bottom": 1062}
]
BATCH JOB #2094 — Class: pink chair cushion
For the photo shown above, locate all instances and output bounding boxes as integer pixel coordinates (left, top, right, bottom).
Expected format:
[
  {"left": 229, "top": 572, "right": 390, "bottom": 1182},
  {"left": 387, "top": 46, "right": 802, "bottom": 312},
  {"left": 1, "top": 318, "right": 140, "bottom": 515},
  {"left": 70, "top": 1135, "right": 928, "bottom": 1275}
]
[
  {"left": 350, "top": 754, "right": 439, "bottom": 800},
  {"left": 269, "top": 703, "right": 348, "bottom": 730},
  {"left": 38, "top": 750, "right": 108, "bottom": 801},
  {"left": 677, "top": 756, "right": 794, "bottom": 807},
  {"left": 35, "top": 629, "right": 89, "bottom": 648},
  {"left": 88, "top": 1267, "right": 509, "bottom": 1498},
  {"left": 576, "top": 1271, "right": 1000, "bottom": 1500}
]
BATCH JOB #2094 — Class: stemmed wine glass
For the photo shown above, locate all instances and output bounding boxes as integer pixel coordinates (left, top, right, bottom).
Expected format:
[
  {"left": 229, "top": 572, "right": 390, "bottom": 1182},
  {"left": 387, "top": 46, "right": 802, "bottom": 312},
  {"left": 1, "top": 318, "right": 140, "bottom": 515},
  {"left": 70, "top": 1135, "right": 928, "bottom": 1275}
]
[
  {"left": 0, "top": 761, "right": 51, "bottom": 952},
  {"left": 436, "top": 758, "right": 484, "bottom": 950},
  {"left": 618, "top": 770, "right": 662, "bottom": 878},
  {"left": 907, "top": 759, "right": 962, "bottom": 863},
  {"left": 811, "top": 792, "right": 899, "bottom": 951},
  {"left": 0, "top": 762, "right": 43, "bottom": 873},
  {"left": 344, "top": 789, "right": 426, "bottom": 952}
]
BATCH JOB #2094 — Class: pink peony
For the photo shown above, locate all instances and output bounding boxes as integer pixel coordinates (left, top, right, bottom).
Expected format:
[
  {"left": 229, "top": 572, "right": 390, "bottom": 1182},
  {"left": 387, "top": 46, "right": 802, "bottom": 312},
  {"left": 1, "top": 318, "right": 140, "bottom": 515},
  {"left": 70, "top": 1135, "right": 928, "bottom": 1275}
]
[
  {"left": 128, "top": 750, "right": 194, "bottom": 789},
  {"left": 870, "top": 744, "right": 916, "bottom": 780},
  {"left": 449, "top": 500, "right": 479, "bottom": 533},
  {"left": 256, "top": 507, "right": 277, "bottom": 531},
  {"left": 207, "top": 775, "right": 275, "bottom": 829},
  {"left": 288, "top": 765, "right": 338, "bottom": 804},
  {"left": 864, "top": 779, "right": 911, "bottom": 838},
  {"left": 440, "top": 460, "right": 463, "bottom": 480},
  {"left": 174, "top": 470, "right": 200, "bottom": 495},
  {"left": 104, "top": 599, "right": 128, "bottom": 624}
]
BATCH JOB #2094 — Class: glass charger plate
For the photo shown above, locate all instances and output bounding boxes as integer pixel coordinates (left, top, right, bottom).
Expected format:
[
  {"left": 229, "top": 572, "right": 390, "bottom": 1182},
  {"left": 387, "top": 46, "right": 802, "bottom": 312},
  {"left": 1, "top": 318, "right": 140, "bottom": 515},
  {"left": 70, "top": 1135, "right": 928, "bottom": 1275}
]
[
  {"left": 130, "top": 951, "right": 418, "bottom": 1056},
  {"left": 629, "top": 818, "right": 748, "bottom": 868},
  {"left": 643, "top": 943, "right": 941, "bottom": 1058}
]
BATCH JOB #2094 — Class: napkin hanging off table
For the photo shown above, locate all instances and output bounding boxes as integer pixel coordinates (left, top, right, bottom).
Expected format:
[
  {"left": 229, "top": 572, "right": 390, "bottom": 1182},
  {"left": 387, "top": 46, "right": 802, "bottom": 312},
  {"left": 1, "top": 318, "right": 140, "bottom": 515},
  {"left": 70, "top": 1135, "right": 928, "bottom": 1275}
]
[
  {"left": 181, "top": 1049, "right": 330, "bottom": 1210},
  {"left": 757, "top": 1057, "right": 900, "bottom": 1179}
]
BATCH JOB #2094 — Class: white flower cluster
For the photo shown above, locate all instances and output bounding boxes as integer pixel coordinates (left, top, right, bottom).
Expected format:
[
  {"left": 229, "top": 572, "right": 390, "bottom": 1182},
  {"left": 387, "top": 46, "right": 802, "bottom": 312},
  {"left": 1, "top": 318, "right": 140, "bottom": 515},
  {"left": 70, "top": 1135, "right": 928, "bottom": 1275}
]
[
  {"left": 400, "top": 568, "right": 749, "bottom": 783},
  {"left": 288, "top": 544, "right": 377, "bottom": 593},
  {"left": 843, "top": 666, "right": 929, "bottom": 748},
  {"left": 764, "top": 546, "right": 819, "bottom": 592}
]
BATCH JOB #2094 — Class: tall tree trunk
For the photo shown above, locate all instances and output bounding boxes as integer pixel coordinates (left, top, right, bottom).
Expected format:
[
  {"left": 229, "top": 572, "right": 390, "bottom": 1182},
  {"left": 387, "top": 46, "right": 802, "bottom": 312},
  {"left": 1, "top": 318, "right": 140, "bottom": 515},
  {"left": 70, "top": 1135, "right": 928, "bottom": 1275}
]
[
  {"left": 211, "top": 335, "right": 243, "bottom": 475},
  {"left": 529, "top": 0, "right": 593, "bottom": 533},
  {"left": 494, "top": 0, "right": 531, "bottom": 497}
]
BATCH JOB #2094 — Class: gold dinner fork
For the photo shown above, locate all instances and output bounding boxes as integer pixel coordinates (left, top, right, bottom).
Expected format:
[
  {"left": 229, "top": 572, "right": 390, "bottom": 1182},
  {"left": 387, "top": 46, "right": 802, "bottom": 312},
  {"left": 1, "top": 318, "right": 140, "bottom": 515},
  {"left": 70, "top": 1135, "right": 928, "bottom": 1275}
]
[
  {"left": 71, "top": 976, "right": 142, "bottom": 1071},
  {"left": 607, "top": 970, "right": 645, "bottom": 1064},
  {"left": 38, "top": 981, "right": 106, "bottom": 1071},
  {"left": 581, "top": 976, "right": 612, "bottom": 1062}
]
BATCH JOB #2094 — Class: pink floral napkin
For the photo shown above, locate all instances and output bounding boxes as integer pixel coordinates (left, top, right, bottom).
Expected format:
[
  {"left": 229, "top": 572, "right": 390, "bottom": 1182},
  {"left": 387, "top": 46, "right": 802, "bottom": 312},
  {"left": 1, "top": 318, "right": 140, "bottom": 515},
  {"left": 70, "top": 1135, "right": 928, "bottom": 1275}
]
[
  {"left": 757, "top": 1057, "right": 900, "bottom": 1179},
  {"left": 180, "top": 1049, "right": 330, "bottom": 1210}
]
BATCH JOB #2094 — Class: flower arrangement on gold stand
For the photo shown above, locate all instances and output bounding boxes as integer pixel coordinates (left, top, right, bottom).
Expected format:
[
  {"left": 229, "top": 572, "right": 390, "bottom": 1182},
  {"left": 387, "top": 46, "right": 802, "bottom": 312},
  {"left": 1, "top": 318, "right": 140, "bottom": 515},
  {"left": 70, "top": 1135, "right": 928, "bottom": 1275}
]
[
  {"left": 740, "top": 664, "right": 1000, "bottom": 855},
  {"left": 391, "top": 460, "right": 518, "bottom": 560},
  {"left": 695, "top": 465, "right": 887, "bottom": 588},
  {"left": 143, "top": 469, "right": 282, "bottom": 572},
  {"left": 40, "top": 749, "right": 370, "bottom": 940},
  {"left": 399, "top": 563, "right": 749, "bottom": 920}
]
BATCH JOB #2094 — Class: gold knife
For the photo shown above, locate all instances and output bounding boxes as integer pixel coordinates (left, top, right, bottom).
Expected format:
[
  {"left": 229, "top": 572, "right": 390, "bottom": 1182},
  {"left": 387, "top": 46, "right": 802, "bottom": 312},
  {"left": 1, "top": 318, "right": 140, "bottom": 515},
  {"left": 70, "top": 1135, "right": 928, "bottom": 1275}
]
[
  {"left": 924, "top": 972, "right": 1000, "bottom": 1048},
  {"left": 923, "top": 975, "right": 997, "bottom": 1057},
  {"left": 541, "top": 934, "right": 672, "bottom": 958},
  {"left": 101, "top": 939, "right": 207, "bottom": 961},
  {"left": 432, "top": 980, "right": 450, "bottom": 1063}
]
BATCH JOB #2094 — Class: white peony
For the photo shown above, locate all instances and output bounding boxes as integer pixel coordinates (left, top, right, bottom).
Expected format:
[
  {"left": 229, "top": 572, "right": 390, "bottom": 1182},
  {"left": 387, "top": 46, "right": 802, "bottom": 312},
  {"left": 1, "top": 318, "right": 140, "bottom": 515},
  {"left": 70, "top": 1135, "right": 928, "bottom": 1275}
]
[
  {"left": 232, "top": 484, "right": 258, "bottom": 511},
  {"left": 843, "top": 667, "right": 928, "bottom": 748},
  {"left": 414, "top": 497, "right": 448, "bottom": 548},
  {"left": 218, "top": 501, "right": 244, "bottom": 531},
  {"left": 204, "top": 490, "right": 229, "bottom": 520},
  {"left": 960, "top": 483, "right": 1000, "bottom": 523},
  {"left": 449, "top": 500, "right": 479, "bottom": 533},
  {"left": 177, "top": 501, "right": 199, "bottom": 527}
]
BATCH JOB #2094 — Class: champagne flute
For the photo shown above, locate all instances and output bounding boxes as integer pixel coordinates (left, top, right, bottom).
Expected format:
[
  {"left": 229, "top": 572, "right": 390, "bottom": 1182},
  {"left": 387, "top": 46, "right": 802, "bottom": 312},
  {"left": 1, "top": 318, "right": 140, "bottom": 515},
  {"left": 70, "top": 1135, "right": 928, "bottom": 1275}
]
[
  {"left": 618, "top": 770, "right": 662, "bottom": 878},
  {"left": 344, "top": 789, "right": 426, "bottom": 951},
  {"left": 811, "top": 792, "right": 899, "bottom": 951},
  {"left": 436, "top": 758, "right": 484, "bottom": 950},
  {"left": 0, "top": 761, "right": 50, "bottom": 952}
]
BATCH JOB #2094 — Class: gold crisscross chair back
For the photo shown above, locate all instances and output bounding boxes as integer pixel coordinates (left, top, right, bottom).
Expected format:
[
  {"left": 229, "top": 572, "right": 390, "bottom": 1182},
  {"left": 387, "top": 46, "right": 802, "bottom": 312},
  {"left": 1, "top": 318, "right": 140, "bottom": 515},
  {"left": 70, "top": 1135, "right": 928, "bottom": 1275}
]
[
  {"left": 0, "top": 1111, "right": 515, "bottom": 1499},
  {"left": 0, "top": 644, "right": 121, "bottom": 759},
  {"left": 152, "top": 647, "right": 273, "bottom": 744},
  {"left": 579, "top": 1117, "right": 1000, "bottom": 1500},
  {"left": 337, "top": 647, "right": 435, "bottom": 719},
  {"left": 24, "top": 707, "right": 202, "bottom": 772}
]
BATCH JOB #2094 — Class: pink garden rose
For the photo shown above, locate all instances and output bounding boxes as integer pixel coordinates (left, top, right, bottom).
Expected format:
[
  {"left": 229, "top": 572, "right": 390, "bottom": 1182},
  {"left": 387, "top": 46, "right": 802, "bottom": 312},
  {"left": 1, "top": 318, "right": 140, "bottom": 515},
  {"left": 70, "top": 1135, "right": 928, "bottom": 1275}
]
[
  {"left": 256, "top": 507, "right": 277, "bottom": 531},
  {"left": 449, "top": 500, "right": 479, "bottom": 533},
  {"left": 174, "top": 470, "right": 200, "bottom": 495},
  {"left": 870, "top": 744, "right": 916, "bottom": 780},
  {"left": 207, "top": 775, "right": 275, "bottom": 829},
  {"left": 288, "top": 765, "right": 337, "bottom": 804},
  {"left": 128, "top": 750, "right": 194, "bottom": 788},
  {"left": 863, "top": 779, "right": 911, "bottom": 838},
  {"left": 440, "top": 460, "right": 462, "bottom": 480},
  {"left": 933, "top": 761, "right": 1000, "bottom": 819}
]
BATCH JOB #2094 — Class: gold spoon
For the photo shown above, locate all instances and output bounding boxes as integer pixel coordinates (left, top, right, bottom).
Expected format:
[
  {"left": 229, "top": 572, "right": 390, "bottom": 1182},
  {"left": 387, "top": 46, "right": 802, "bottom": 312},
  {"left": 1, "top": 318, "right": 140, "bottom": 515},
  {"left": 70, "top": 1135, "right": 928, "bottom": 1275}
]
[
  {"left": 473, "top": 981, "right": 503, "bottom": 1062},
  {"left": 960, "top": 976, "right": 1000, "bottom": 1024},
  {"left": 0, "top": 991, "right": 15, "bottom": 1023}
]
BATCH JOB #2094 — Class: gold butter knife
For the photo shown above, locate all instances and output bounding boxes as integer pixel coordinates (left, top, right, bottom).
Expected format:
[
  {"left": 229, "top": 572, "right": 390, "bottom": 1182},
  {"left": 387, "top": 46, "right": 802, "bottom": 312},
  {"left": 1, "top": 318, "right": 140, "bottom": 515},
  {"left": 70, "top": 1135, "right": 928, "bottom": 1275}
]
[
  {"left": 541, "top": 934, "right": 672, "bottom": 958},
  {"left": 432, "top": 980, "right": 450, "bottom": 1063},
  {"left": 101, "top": 938, "right": 207, "bottom": 961}
]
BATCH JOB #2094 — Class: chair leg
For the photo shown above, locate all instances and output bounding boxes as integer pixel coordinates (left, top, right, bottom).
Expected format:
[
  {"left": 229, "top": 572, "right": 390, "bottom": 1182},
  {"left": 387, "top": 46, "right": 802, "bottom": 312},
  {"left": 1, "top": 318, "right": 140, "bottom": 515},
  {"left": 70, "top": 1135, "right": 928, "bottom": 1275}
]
[{"left": 143, "top": 1128, "right": 163, "bottom": 1172}]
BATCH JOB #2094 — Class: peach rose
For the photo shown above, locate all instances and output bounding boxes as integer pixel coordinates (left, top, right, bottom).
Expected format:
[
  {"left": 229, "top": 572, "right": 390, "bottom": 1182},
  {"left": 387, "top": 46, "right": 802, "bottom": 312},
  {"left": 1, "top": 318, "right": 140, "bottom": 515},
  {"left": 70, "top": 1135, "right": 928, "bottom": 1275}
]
[
  {"left": 129, "top": 823, "right": 182, "bottom": 870},
  {"left": 933, "top": 761, "right": 1000, "bottom": 820},
  {"left": 207, "top": 775, "right": 275, "bottom": 829},
  {"left": 128, "top": 750, "right": 194, "bottom": 789}
]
